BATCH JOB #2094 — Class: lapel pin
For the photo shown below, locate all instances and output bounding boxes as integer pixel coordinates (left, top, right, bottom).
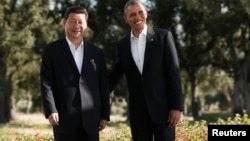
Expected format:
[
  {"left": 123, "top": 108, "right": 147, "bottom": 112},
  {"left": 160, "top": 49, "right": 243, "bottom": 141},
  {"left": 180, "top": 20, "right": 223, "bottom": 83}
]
[{"left": 90, "top": 59, "right": 96, "bottom": 71}]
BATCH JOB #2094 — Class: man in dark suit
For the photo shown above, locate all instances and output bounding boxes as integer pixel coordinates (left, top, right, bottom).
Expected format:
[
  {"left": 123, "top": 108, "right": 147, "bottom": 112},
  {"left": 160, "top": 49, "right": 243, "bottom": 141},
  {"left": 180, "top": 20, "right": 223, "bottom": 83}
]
[
  {"left": 108, "top": 0, "right": 183, "bottom": 141},
  {"left": 40, "top": 6, "right": 110, "bottom": 141}
]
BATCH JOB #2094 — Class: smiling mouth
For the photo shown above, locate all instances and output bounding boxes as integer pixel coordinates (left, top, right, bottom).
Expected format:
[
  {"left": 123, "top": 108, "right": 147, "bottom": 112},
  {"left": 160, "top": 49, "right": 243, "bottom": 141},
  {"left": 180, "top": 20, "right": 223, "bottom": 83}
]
[
  {"left": 135, "top": 21, "right": 142, "bottom": 25},
  {"left": 72, "top": 30, "right": 81, "bottom": 33}
]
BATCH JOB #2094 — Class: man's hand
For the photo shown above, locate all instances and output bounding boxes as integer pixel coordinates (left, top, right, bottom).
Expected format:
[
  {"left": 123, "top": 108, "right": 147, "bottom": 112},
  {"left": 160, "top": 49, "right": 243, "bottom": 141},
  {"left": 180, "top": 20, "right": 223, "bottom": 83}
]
[
  {"left": 48, "top": 113, "right": 59, "bottom": 125},
  {"left": 99, "top": 119, "right": 107, "bottom": 131},
  {"left": 167, "top": 110, "right": 182, "bottom": 128}
]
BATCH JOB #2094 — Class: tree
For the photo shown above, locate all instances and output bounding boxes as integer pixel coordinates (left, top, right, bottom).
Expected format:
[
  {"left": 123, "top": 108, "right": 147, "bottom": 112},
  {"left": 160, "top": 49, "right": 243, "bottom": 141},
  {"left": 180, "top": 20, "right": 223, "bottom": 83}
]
[
  {"left": 204, "top": 0, "right": 250, "bottom": 116},
  {"left": 0, "top": 0, "right": 16, "bottom": 123},
  {"left": 152, "top": 0, "right": 216, "bottom": 119},
  {"left": 0, "top": 0, "right": 60, "bottom": 122}
]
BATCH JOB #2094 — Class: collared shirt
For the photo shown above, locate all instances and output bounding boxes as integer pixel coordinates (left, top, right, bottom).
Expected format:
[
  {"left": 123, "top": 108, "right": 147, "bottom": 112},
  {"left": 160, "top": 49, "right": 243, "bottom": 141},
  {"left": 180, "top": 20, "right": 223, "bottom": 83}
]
[
  {"left": 130, "top": 25, "right": 147, "bottom": 74},
  {"left": 66, "top": 37, "right": 84, "bottom": 73}
]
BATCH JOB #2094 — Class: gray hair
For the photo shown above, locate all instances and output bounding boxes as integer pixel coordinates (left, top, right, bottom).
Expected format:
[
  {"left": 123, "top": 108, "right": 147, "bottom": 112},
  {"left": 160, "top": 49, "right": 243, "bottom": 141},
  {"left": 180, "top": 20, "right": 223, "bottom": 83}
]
[{"left": 123, "top": 0, "right": 146, "bottom": 15}]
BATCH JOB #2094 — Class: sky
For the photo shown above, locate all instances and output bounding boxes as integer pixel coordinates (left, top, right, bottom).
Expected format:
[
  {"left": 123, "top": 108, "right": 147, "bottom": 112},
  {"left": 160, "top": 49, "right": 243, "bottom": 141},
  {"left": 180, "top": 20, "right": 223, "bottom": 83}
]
[{"left": 49, "top": 0, "right": 149, "bottom": 10}]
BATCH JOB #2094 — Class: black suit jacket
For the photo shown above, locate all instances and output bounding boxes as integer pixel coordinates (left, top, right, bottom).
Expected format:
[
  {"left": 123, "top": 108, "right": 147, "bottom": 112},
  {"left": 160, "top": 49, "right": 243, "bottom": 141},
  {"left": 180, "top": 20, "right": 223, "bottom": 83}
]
[
  {"left": 109, "top": 27, "right": 183, "bottom": 124},
  {"left": 40, "top": 38, "right": 110, "bottom": 134}
]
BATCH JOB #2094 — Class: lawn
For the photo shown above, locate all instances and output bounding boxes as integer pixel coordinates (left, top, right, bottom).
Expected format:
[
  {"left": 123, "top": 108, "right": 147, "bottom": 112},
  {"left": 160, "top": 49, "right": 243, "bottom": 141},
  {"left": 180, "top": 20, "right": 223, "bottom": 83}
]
[
  {"left": 1, "top": 112, "right": 249, "bottom": 141},
  {"left": 0, "top": 112, "right": 131, "bottom": 141}
]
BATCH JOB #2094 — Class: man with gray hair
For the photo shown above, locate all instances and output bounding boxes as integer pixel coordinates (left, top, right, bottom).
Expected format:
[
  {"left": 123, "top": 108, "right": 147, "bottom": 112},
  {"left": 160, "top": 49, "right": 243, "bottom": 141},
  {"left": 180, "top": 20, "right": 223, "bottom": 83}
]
[{"left": 109, "top": 0, "right": 183, "bottom": 140}]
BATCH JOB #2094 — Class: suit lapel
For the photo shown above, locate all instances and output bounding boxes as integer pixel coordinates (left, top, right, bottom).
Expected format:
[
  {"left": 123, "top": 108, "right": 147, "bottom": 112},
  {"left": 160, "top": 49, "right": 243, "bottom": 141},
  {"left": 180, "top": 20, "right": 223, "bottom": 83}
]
[
  {"left": 124, "top": 28, "right": 156, "bottom": 75},
  {"left": 143, "top": 27, "right": 156, "bottom": 75},
  {"left": 81, "top": 41, "right": 89, "bottom": 75},
  {"left": 59, "top": 38, "right": 79, "bottom": 73},
  {"left": 123, "top": 35, "right": 142, "bottom": 74},
  {"left": 125, "top": 36, "right": 136, "bottom": 66}
]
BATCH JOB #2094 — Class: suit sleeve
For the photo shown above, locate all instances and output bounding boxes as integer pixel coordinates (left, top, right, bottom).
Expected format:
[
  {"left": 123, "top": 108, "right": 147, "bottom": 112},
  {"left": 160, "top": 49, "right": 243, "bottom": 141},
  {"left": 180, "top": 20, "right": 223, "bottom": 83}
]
[
  {"left": 108, "top": 44, "right": 125, "bottom": 93},
  {"left": 40, "top": 46, "right": 58, "bottom": 118},
  {"left": 99, "top": 50, "right": 111, "bottom": 121},
  {"left": 164, "top": 31, "right": 184, "bottom": 111}
]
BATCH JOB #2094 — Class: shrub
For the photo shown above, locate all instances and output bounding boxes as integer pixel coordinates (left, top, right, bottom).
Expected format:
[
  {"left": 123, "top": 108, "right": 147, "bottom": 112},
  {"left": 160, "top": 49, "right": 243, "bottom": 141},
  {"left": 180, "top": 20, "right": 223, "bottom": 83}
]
[{"left": 1, "top": 113, "right": 250, "bottom": 141}]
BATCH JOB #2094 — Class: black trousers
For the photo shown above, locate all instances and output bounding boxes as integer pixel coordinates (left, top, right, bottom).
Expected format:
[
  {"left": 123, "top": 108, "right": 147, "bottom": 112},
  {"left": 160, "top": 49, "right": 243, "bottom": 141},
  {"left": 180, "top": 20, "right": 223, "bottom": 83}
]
[
  {"left": 53, "top": 125, "right": 99, "bottom": 141},
  {"left": 129, "top": 104, "right": 175, "bottom": 141}
]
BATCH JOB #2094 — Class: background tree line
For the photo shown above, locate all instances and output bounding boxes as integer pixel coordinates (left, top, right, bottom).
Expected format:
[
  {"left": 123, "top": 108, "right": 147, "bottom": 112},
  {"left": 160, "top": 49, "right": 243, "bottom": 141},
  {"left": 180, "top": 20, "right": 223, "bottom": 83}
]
[{"left": 0, "top": 0, "right": 249, "bottom": 123}]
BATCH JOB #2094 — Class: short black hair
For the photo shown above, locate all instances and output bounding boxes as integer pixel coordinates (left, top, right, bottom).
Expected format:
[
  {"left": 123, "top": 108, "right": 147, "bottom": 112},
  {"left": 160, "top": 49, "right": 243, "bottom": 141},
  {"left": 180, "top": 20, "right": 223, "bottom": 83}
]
[
  {"left": 124, "top": 0, "right": 145, "bottom": 14},
  {"left": 63, "top": 6, "right": 88, "bottom": 21}
]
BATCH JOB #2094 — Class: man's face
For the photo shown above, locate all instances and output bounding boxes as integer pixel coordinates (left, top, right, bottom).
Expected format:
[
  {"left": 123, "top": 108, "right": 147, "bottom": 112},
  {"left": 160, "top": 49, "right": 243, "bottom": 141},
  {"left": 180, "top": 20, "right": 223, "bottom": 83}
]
[
  {"left": 63, "top": 13, "right": 87, "bottom": 41},
  {"left": 124, "top": 3, "right": 147, "bottom": 35}
]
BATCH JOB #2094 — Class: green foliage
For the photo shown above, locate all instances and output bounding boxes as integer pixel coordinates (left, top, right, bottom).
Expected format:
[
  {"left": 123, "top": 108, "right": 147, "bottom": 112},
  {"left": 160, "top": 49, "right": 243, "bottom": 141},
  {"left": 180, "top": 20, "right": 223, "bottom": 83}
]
[
  {"left": 1, "top": 114, "right": 250, "bottom": 141},
  {"left": 199, "top": 112, "right": 231, "bottom": 122},
  {"left": 0, "top": 0, "right": 250, "bottom": 124},
  {"left": 0, "top": 132, "right": 53, "bottom": 141},
  {"left": 101, "top": 122, "right": 131, "bottom": 141},
  {"left": 0, "top": 0, "right": 62, "bottom": 115},
  {"left": 211, "top": 113, "right": 250, "bottom": 125},
  {"left": 176, "top": 120, "right": 208, "bottom": 141}
]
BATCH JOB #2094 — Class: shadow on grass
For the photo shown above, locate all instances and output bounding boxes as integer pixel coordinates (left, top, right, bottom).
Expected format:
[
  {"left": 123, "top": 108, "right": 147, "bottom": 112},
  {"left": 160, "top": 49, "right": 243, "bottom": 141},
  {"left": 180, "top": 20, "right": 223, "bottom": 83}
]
[
  {"left": 0, "top": 120, "right": 51, "bottom": 130},
  {"left": 197, "top": 112, "right": 232, "bottom": 123},
  {"left": 107, "top": 120, "right": 129, "bottom": 128}
]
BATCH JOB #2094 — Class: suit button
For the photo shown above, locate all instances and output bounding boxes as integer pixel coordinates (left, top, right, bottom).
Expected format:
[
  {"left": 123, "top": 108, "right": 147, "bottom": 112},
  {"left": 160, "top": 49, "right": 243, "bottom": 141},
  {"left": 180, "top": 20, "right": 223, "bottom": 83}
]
[{"left": 79, "top": 78, "right": 84, "bottom": 84}]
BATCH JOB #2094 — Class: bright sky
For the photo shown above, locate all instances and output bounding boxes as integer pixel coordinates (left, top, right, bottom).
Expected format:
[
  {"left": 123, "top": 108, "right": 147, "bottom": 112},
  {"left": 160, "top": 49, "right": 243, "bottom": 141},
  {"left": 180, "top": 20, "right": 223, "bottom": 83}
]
[{"left": 49, "top": 0, "right": 149, "bottom": 10}]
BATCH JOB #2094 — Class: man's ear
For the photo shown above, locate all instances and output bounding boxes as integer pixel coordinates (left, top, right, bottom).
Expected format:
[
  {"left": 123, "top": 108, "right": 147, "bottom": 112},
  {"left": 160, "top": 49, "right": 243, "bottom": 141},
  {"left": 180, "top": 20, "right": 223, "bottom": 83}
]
[
  {"left": 62, "top": 19, "right": 66, "bottom": 27},
  {"left": 123, "top": 15, "right": 128, "bottom": 23},
  {"left": 143, "top": 10, "right": 148, "bottom": 19}
]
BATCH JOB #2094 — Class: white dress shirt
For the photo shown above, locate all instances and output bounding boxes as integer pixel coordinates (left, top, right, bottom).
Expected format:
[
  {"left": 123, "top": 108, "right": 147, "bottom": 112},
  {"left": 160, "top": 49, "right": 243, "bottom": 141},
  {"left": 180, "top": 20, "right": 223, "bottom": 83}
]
[
  {"left": 66, "top": 37, "right": 84, "bottom": 73},
  {"left": 130, "top": 25, "right": 147, "bottom": 74}
]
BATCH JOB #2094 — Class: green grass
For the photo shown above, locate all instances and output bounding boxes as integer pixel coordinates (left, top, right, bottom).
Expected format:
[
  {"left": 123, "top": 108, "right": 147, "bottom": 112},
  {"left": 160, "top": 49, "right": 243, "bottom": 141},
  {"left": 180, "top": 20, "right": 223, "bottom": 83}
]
[{"left": 1, "top": 113, "right": 250, "bottom": 141}]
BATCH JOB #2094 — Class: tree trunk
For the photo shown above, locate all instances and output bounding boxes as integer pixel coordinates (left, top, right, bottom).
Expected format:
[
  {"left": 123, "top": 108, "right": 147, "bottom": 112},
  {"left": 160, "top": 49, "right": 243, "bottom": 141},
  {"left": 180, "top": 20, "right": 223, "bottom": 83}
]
[
  {"left": 242, "top": 51, "right": 250, "bottom": 116},
  {"left": 231, "top": 64, "right": 245, "bottom": 116},
  {"left": 0, "top": 82, "right": 12, "bottom": 123},
  {"left": 232, "top": 89, "right": 243, "bottom": 116},
  {"left": 228, "top": 40, "right": 244, "bottom": 116},
  {"left": 26, "top": 91, "right": 33, "bottom": 114},
  {"left": 190, "top": 73, "right": 201, "bottom": 119},
  {"left": 0, "top": 60, "right": 12, "bottom": 123}
]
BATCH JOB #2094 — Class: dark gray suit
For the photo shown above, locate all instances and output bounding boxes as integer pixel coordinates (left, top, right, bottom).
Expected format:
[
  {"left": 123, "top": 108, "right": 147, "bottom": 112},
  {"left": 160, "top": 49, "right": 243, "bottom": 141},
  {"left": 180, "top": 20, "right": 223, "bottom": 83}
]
[
  {"left": 40, "top": 38, "right": 110, "bottom": 135},
  {"left": 109, "top": 27, "right": 183, "bottom": 141}
]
